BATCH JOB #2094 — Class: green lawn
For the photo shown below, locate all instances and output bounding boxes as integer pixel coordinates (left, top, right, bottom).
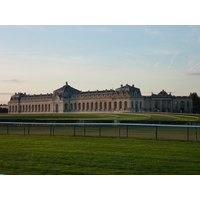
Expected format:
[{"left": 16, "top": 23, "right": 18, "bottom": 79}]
[
  {"left": 0, "top": 135, "right": 200, "bottom": 175},
  {"left": 0, "top": 113, "right": 199, "bottom": 122}
]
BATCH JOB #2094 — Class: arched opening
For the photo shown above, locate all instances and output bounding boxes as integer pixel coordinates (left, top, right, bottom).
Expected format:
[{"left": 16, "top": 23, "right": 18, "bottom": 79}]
[
  {"left": 100, "top": 102, "right": 102, "bottom": 110},
  {"left": 95, "top": 102, "right": 98, "bottom": 110},
  {"left": 180, "top": 101, "right": 185, "bottom": 113},
  {"left": 131, "top": 101, "right": 134, "bottom": 109},
  {"left": 56, "top": 104, "right": 59, "bottom": 113},
  {"left": 35, "top": 105, "right": 37, "bottom": 112},
  {"left": 109, "top": 102, "right": 111, "bottom": 111},
  {"left": 114, "top": 101, "right": 117, "bottom": 110},
  {"left": 135, "top": 101, "right": 138, "bottom": 112},
  {"left": 71, "top": 103, "right": 73, "bottom": 111},
  {"left": 104, "top": 102, "right": 107, "bottom": 110},
  {"left": 65, "top": 103, "right": 68, "bottom": 111},
  {"left": 124, "top": 101, "right": 127, "bottom": 110},
  {"left": 78, "top": 103, "right": 81, "bottom": 111},
  {"left": 119, "top": 101, "right": 122, "bottom": 110},
  {"left": 82, "top": 103, "right": 85, "bottom": 111}
]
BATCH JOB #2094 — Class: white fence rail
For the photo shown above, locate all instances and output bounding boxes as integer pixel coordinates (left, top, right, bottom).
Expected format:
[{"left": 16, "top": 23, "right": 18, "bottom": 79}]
[{"left": 0, "top": 122, "right": 199, "bottom": 142}]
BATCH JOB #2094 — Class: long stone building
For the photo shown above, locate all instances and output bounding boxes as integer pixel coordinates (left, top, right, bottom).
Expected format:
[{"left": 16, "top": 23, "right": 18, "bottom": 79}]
[{"left": 8, "top": 82, "right": 193, "bottom": 114}]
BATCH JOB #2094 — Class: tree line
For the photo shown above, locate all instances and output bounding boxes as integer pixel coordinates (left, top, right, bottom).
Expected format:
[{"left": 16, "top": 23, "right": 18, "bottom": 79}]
[{"left": 191, "top": 93, "right": 200, "bottom": 114}]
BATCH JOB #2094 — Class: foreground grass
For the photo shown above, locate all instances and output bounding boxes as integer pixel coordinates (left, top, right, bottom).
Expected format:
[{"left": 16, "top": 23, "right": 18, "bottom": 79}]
[{"left": 0, "top": 135, "right": 200, "bottom": 175}]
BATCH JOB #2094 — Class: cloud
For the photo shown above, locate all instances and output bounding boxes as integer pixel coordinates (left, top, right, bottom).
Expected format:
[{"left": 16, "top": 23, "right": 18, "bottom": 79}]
[
  {"left": 0, "top": 52, "right": 39, "bottom": 54},
  {"left": 187, "top": 62, "right": 200, "bottom": 72},
  {"left": 0, "top": 79, "right": 26, "bottom": 83},
  {"left": 187, "top": 72, "right": 200, "bottom": 76},
  {"left": 0, "top": 93, "right": 13, "bottom": 95},
  {"left": 144, "top": 27, "right": 160, "bottom": 35},
  {"left": 167, "top": 52, "right": 179, "bottom": 69}
]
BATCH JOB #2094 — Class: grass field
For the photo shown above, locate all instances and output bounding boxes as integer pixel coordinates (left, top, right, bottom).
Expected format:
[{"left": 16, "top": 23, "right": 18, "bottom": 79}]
[
  {"left": 0, "top": 113, "right": 200, "bottom": 122},
  {"left": 0, "top": 124, "right": 199, "bottom": 141},
  {"left": 0, "top": 135, "right": 200, "bottom": 175}
]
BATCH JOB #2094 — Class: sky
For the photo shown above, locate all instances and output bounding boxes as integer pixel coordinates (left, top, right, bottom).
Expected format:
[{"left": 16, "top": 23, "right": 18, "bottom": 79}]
[{"left": 0, "top": 25, "right": 200, "bottom": 104}]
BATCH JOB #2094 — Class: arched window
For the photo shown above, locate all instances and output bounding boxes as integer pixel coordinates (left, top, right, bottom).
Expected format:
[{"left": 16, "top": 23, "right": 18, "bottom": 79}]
[
  {"left": 124, "top": 101, "right": 127, "bottom": 110},
  {"left": 114, "top": 101, "right": 117, "bottom": 110},
  {"left": 135, "top": 101, "right": 138, "bottom": 112},
  {"left": 56, "top": 104, "right": 59, "bottom": 112},
  {"left": 100, "top": 102, "right": 102, "bottom": 110},
  {"left": 131, "top": 101, "right": 134, "bottom": 109},
  {"left": 86, "top": 102, "right": 89, "bottom": 110},
  {"left": 187, "top": 101, "right": 190, "bottom": 109},
  {"left": 82, "top": 103, "right": 85, "bottom": 111},
  {"left": 71, "top": 103, "right": 73, "bottom": 111},
  {"left": 119, "top": 101, "right": 122, "bottom": 110},
  {"left": 95, "top": 102, "right": 98, "bottom": 110},
  {"left": 180, "top": 101, "right": 185, "bottom": 113},
  {"left": 109, "top": 102, "right": 111, "bottom": 110},
  {"left": 65, "top": 103, "right": 68, "bottom": 111},
  {"left": 104, "top": 102, "right": 107, "bottom": 110},
  {"left": 78, "top": 103, "right": 81, "bottom": 111}
]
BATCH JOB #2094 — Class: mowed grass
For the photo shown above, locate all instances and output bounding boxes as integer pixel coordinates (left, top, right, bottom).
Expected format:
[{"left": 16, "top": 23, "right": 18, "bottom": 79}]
[
  {"left": 0, "top": 135, "right": 200, "bottom": 175},
  {"left": 0, "top": 113, "right": 200, "bottom": 122}
]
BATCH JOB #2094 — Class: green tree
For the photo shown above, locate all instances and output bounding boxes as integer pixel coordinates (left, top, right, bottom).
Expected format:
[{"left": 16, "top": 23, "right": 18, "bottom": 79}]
[{"left": 190, "top": 93, "right": 200, "bottom": 114}]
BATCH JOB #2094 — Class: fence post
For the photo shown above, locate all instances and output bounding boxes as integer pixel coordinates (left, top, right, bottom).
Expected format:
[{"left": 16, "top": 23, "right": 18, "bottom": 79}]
[
  {"left": 84, "top": 125, "right": 86, "bottom": 136},
  {"left": 24, "top": 126, "right": 26, "bottom": 135},
  {"left": 28, "top": 125, "right": 30, "bottom": 135},
  {"left": 50, "top": 126, "right": 52, "bottom": 136},
  {"left": 73, "top": 125, "right": 76, "bottom": 136},
  {"left": 126, "top": 125, "right": 128, "bottom": 138},
  {"left": 195, "top": 127, "right": 198, "bottom": 142},
  {"left": 99, "top": 126, "right": 101, "bottom": 137},
  {"left": 187, "top": 127, "right": 189, "bottom": 141},
  {"left": 6, "top": 125, "right": 9, "bottom": 134},
  {"left": 118, "top": 126, "right": 120, "bottom": 138},
  {"left": 52, "top": 126, "right": 54, "bottom": 136},
  {"left": 155, "top": 126, "right": 158, "bottom": 140}
]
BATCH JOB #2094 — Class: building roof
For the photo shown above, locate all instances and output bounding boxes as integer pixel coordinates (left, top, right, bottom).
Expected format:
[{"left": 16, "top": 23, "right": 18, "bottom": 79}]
[
  {"left": 115, "top": 84, "right": 142, "bottom": 96},
  {"left": 53, "top": 82, "right": 81, "bottom": 98}
]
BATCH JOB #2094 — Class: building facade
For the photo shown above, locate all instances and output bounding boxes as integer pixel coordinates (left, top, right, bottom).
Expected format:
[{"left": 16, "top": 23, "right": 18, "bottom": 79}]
[{"left": 8, "top": 82, "right": 193, "bottom": 114}]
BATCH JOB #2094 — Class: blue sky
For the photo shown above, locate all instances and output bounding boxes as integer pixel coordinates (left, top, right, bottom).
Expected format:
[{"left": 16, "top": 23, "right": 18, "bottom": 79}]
[{"left": 0, "top": 25, "right": 200, "bottom": 104}]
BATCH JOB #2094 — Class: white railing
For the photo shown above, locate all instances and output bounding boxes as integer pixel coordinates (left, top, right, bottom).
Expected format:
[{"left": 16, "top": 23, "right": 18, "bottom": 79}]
[{"left": 0, "top": 122, "right": 199, "bottom": 142}]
